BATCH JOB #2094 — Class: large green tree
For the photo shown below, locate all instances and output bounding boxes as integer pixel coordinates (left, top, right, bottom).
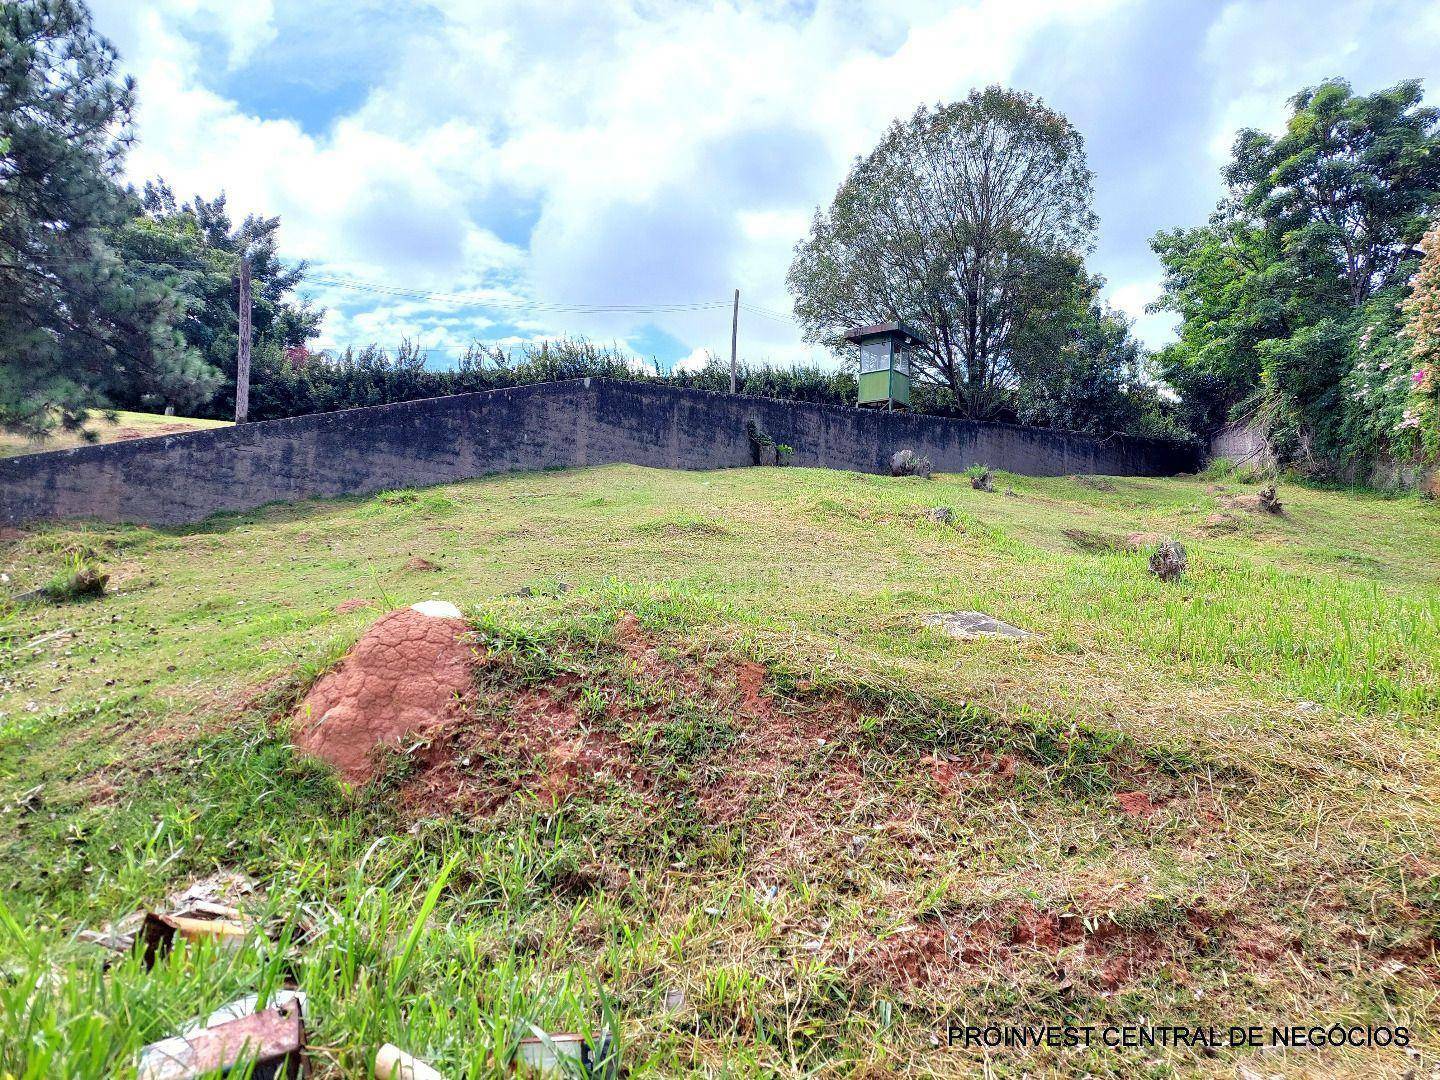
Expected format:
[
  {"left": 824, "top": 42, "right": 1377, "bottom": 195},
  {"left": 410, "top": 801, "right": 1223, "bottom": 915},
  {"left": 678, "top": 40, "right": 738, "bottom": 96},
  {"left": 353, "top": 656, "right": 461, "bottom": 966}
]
[
  {"left": 1151, "top": 78, "right": 1440, "bottom": 460},
  {"left": 0, "top": 0, "right": 214, "bottom": 437},
  {"left": 788, "top": 87, "right": 1100, "bottom": 421},
  {"left": 110, "top": 181, "right": 320, "bottom": 419}
]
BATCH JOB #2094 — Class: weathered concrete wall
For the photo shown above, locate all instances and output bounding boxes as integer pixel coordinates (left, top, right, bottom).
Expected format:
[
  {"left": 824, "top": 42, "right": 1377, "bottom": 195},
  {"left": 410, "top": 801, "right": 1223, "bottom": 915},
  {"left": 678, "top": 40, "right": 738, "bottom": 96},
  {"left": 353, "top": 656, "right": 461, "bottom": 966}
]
[
  {"left": 1207, "top": 420, "right": 1276, "bottom": 471},
  {"left": 0, "top": 379, "right": 1198, "bottom": 527}
]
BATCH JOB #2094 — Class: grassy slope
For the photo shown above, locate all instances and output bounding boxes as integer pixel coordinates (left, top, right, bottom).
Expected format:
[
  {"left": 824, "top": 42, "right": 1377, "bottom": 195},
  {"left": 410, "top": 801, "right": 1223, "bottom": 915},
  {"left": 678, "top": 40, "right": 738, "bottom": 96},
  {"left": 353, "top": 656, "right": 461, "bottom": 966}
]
[
  {"left": 0, "top": 465, "right": 1436, "bottom": 1077},
  {"left": 0, "top": 410, "right": 230, "bottom": 459}
]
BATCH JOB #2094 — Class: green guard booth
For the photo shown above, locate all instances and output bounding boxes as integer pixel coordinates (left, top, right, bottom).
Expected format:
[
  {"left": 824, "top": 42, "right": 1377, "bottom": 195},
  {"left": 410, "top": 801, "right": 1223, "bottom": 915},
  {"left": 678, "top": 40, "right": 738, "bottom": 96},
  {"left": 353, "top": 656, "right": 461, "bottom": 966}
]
[{"left": 845, "top": 322, "right": 925, "bottom": 410}]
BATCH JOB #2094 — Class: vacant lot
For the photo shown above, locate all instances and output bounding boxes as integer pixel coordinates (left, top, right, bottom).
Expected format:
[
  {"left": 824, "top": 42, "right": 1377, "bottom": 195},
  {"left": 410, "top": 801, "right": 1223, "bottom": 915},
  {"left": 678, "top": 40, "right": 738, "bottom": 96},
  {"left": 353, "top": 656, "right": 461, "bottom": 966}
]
[
  {"left": 1, "top": 465, "right": 1436, "bottom": 1077},
  {"left": 0, "top": 409, "right": 229, "bottom": 459}
]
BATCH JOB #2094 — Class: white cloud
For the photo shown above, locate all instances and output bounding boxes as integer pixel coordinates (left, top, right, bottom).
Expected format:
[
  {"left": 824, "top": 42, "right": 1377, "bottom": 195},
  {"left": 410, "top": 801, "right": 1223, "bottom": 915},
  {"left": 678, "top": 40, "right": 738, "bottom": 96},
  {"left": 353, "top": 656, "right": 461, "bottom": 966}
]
[{"left": 88, "top": 0, "right": 1437, "bottom": 362}]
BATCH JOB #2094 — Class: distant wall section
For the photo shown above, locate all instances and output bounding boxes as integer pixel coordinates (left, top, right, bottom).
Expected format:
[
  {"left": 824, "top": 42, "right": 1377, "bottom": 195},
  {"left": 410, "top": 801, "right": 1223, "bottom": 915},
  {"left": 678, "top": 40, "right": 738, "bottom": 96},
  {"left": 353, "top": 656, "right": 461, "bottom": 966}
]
[{"left": 0, "top": 379, "right": 1198, "bottom": 526}]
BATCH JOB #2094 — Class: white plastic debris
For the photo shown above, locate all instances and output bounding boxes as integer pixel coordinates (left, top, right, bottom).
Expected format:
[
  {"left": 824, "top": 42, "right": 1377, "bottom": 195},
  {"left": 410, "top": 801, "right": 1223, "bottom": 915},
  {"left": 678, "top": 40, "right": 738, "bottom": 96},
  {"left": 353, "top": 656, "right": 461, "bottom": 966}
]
[{"left": 410, "top": 600, "right": 463, "bottom": 619}]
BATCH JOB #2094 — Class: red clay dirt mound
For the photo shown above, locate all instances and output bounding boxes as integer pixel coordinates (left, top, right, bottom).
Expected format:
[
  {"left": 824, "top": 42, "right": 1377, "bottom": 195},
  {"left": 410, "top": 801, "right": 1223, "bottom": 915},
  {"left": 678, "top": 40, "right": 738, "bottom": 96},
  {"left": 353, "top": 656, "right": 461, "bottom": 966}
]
[{"left": 293, "top": 605, "right": 476, "bottom": 783}]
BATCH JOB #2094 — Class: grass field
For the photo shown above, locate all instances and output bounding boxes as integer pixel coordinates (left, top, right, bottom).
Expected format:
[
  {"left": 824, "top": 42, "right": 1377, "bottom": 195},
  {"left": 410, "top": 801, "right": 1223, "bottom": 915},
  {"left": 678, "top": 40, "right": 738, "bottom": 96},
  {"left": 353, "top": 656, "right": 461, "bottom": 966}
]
[
  {"left": 1, "top": 464, "right": 1437, "bottom": 1077},
  {"left": 0, "top": 409, "right": 230, "bottom": 459}
]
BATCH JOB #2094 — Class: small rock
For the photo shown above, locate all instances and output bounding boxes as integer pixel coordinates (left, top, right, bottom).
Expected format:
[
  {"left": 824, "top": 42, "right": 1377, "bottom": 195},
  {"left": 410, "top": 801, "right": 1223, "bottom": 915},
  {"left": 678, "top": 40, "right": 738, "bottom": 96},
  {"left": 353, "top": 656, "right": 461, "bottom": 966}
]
[
  {"left": 923, "top": 507, "right": 954, "bottom": 525},
  {"left": 969, "top": 466, "right": 994, "bottom": 492},
  {"left": 890, "top": 450, "right": 932, "bottom": 478},
  {"left": 922, "top": 611, "right": 1034, "bottom": 640}
]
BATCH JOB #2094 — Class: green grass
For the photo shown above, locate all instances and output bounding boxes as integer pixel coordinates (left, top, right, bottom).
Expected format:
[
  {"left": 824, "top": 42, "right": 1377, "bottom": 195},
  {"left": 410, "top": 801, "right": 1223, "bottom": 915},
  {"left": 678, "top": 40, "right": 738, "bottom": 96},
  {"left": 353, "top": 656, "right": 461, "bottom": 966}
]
[
  {"left": 1, "top": 465, "right": 1437, "bottom": 1077},
  {"left": 0, "top": 409, "right": 229, "bottom": 459}
]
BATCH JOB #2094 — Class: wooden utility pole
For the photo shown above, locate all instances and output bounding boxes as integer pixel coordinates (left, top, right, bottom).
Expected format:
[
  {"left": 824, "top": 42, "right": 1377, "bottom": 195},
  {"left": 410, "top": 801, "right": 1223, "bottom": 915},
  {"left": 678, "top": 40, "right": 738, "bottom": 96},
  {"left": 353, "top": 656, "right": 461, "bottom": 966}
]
[
  {"left": 235, "top": 252, "right": 252, "bottom": 424},
  {"left": 729, "top": 288, "right": 739, "bottom": 394}
]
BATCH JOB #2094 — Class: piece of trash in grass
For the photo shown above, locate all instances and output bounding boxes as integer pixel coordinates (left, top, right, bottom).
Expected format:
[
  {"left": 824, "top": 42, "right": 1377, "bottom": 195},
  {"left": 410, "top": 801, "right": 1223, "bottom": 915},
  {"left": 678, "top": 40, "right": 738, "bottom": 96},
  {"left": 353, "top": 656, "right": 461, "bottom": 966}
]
[
  {"left": 80, "top": 871, "right": 262, "bottom": 963},
  {"left": 184, "top": 991, "right": 307, "bottom": 1037},
  {"left": 375, "top": 1042, "right": 445, "bottom": 1080},
  {"left": 137, "top": 1000, "right": 305, "bottom": 1080},
  {"left": 139, "top": 908, "right": 252, "bottom": 967},
  {"left": 517, "top": 1028, "right": 617, "bottom": 1078}
]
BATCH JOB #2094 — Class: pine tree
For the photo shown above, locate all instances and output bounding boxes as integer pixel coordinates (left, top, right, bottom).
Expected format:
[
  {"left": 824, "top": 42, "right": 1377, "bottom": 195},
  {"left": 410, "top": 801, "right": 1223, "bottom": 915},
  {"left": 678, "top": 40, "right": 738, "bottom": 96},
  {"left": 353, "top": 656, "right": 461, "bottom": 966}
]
[{"left": 0, "top": 0, "right": 216, "bottom": 438}]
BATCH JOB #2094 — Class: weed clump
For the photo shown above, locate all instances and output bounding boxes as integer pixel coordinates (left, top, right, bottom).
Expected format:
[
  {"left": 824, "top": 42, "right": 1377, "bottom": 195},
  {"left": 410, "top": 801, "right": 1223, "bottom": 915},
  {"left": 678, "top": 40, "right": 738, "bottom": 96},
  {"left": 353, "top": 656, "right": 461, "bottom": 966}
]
[
  {"left": 1148, "top": 539, "right": 1188, "bottom": 582},
  {"left": 41, "top": 553, "right": 108, "bottom": 602}
]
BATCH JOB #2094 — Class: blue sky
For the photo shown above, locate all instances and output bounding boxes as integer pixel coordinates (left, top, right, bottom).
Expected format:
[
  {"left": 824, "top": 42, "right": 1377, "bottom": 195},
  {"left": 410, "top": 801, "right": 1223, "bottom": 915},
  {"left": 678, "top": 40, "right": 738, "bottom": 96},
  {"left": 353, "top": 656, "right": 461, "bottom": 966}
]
[{"left": 89, "top": 0, "right": 1440, "bottom": 372}]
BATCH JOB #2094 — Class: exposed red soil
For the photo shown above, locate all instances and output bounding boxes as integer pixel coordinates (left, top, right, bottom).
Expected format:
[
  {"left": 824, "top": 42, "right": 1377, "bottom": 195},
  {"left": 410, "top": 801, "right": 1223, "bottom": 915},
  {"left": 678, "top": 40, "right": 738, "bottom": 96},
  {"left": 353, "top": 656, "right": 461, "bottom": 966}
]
[
  {"left": 401, "top": 681, "right": 649, "bottom": 816},
  {"left": 615, "top": 611, "right": 860, "bottom": 834},
  {"left": 403, "top": 556, "right": 441, "bottom": 572},
  {"left": 1115, "top": 790, "right": 1160, "bottom": 817},
  {"left": 859, "top": 903, "right": 1188, "bottom": 993},
  {"left": 377, "top": 612, "right": 869, "bottom": 856},
  {"left": 925, "top": 751, "right": 1019, "bottom": 793},
  {"left": 334, "top": 598, "right": 372, "bottom": 615},
  {"left": 292, "top": 607, "right": 476, "bottom": 783}
]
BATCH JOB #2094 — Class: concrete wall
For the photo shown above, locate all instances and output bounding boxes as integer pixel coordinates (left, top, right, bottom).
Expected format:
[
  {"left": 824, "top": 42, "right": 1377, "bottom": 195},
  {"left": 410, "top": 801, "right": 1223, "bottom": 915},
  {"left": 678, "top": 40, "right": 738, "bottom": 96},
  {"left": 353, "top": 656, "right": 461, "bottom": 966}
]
[
  {"left": 0, "top": 379, "right": 1198, "bottom": 527},
  {"left": 1207, "top": 420, "right": 1276, "bottom": 471}
]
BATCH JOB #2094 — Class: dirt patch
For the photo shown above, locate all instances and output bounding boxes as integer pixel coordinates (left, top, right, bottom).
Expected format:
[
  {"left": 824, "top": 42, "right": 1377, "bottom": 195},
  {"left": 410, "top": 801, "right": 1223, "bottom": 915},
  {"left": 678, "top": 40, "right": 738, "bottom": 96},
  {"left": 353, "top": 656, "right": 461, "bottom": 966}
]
[
  {"left": 1061, "top": 528, "right": 1166, "bottom": 555},
  {"left": 110, "top": 423, "right": 196, "bottom": 441},
  {"left": 859, "top": 902, "right": 1190, "bottom": 993},
  {"left": 615, "top": 611, "right": 856, "bottom": 833},
  {"left": 1201, "top": 512, "right": 1240, "bottom": 532},
  {"left": 334, "top": 598, "right": 372, "bottom": 615},
  {"left": 925, "top": 751, "right": 1018, "bottom": 793},
  {"left": 403, "top": 556, "right": 441, "bottom": 572},
  {"left": 292, "top": 606, "right": 476, "bottom": 783},
  {"left": 0, "top": 527, "right": 28, "bottom": 543},
  {"left": 1115, "top": 790, "right": 1160, "bottom": 817},
  {"left": 1224, "top": 484, "right": 1283, "bottom": 515},
  {"left": 401, "top": 681, "right": 648, "bottom": 816}
]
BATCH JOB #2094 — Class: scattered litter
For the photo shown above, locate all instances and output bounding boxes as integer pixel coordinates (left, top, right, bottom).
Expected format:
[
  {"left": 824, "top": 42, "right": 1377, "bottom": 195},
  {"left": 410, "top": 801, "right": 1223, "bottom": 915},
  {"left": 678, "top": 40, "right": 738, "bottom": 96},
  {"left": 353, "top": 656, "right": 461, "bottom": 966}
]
[
  {"left": 79, "top": 871, "right": 261, "bottom": 962},
  {"left": 9, "top": 784, "right": 43, "bottom": 812},
  {"left": 184, "top": 991, "right": 307, "bottom": 1036},
  {"left": 375, "top": 1042, "right": 445, "bottom": 1080},
  {"left": 167, "top": 870, "right": 260, "bottom": 912},
  {"left": 138, "top": 999, "right": 305, "bottom": 1080},
  {"left": 19, "top": 627, "right": 74, "bottom": 651},
  {"left": 921, "top": 611, "right": 1035, "bottom": 640},
  {"left": 518, "top": 1028, "right": 616, "bottom": 1078},
  {"left": 139, "top": 907, "right": 251, "bottom": 968},
  {"left": 410, "top": 600, "right": 463, "bottom": 620},
  {"left": 662, "top": 987, "right": 686, "bottom": 1012}
]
